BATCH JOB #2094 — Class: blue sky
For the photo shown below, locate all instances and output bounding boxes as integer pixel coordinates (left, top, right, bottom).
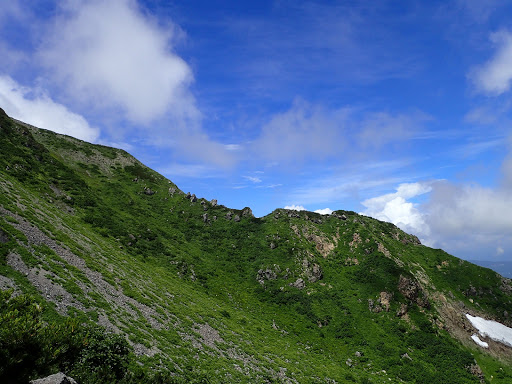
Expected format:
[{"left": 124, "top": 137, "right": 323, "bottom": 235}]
[{"left": 1, "top": 0, "right": 512, "bottom": 262}]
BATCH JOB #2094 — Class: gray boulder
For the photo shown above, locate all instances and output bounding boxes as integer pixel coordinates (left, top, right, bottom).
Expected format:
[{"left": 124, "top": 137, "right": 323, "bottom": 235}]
[
  {"left": 290, "top": 278, "right": 305, "bottom": 290},
  {"left": 30, "top": 372, "right": 77, "bottom": 384}
]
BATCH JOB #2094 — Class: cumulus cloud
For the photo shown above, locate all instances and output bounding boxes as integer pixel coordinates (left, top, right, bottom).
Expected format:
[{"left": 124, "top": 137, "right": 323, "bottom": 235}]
[
  {"left": 314, "top": 208, "right": 333, "bottom": 215},
  {"left": 0, "top": 75, "right": 99, "bottom": 142},
  {"left": 361, "top": 183, "right": 432, "bottom": 241},
  {"left": 362, "top": 150, "right": 512, "bottom": 259},
  {"left": 284, "top": 205, "right": 306, "bottom": 211},
  {"left": 283, "top": 205, "right": 332, "bottom": 215},
  {"left": 39, "top": 0, "right": 197, "bottom": 125},
  {"left": 472, "top": 30, "right": 512, "bottom": 96}
]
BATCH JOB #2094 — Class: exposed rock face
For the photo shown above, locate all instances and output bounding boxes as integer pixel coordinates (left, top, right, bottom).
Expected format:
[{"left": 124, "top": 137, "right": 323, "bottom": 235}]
[
  {"left": 168, "top": 187, "right": 176, "bottom": 196},
  {"left": 190, "top": 194, "right": 197, "bottom": 202},
  {"left": 302, "top": 257, "right": 323, "bottom": 283},
  {"left": 202, "top": 213, "right": 208, "bottom": 223},
  {"left": 143, "top": 186, "right": 155, "bottom": 195},
  {"left": 379, "top": 291, "right": 392, "bottom": 312},
  {"left": 226, "top": 211, "right": 233, "bottom": 220},
  {"left": 398, "top": 275, "right": 429, "bottom": 308},
  {"left": 468, "top": 364, "right": 485, "bottom": 383},
  {"left": 269, "top": 242, "right": 276, "bottom": 249},
  {"left": 210, "top": 199, "right": 217, "bottom": 207},
  {"left": 234, "top": 215, "right": 241, "bottom": 222},
  {"left": 396, "top": 303, "right": 408, "bottom": 317},
  {"left": 242, "top": 207, "right": 254, "bottom": 218},
  {"left": 349, "top": 233, "right": 362, "bottom": 250},
  {"left": 393, "top": 231, "right": 421, "bottom": 245},
  {"left": 398, "top": 275, "right": 419, "bottom": 301},
  {"left": 0, "top": 228, "right": 8, "bottom": 243},
  {"left": 257, "top": 268, "right": 278, "bottom": 285},
  {"left": 30, "top": 372, "right": 77, "bottom": 384},
  {"left": 290, "top": 278, "right": 305, "bottom": 290}
]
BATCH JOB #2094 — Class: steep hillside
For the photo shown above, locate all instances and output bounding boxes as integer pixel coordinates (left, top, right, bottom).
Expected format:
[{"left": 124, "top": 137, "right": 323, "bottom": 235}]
[{"left": 1, "top": 108, "right": 512, "bottom": 383}]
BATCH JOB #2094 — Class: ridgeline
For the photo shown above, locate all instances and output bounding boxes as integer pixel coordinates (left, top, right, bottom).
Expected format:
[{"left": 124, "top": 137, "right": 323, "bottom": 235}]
[{"left": 1, "top": 108, "right": 511, "bottom": 383}]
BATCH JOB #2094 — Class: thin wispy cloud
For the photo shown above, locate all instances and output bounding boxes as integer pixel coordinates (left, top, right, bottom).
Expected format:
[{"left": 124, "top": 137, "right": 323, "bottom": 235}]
[
  {"left": 471, "top": 30, "right": 512, "bottom": 96},
  {"left": 243, "top": 176, "right": 262, "bottom": 183}
]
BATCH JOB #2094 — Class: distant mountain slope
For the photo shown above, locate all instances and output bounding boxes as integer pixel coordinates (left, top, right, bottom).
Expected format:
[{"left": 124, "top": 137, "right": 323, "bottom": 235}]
[
  {"left": 1, "top": 107, "right": 512, "bottom": 383},
  {"left": 469, "top": 260, "right": 512, "bottom": 279}
]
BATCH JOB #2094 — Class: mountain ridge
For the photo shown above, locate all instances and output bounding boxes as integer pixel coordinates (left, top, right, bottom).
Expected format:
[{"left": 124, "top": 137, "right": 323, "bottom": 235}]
[{"left": 1, "top": 108, "right": 512, "bottom": 383}]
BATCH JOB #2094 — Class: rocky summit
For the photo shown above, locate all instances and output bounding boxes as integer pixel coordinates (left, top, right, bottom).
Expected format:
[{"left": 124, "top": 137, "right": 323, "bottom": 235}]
[{"left": 1, "top": 107, "right": 512, "bottom": 383}]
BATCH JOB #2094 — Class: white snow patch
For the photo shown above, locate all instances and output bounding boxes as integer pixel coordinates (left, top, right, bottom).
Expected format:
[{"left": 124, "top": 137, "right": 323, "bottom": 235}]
[
  {"left": 471, "top": 334, "right": 489, "bottom": 348},
  {"left": 466, "top": 314, "right": 512, "bottom": 348}
]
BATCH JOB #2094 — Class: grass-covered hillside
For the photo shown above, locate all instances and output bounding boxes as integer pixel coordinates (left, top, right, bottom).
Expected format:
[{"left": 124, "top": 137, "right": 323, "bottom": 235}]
[{"left": 1, "top": 107, "right": 511, "bottom": 383}]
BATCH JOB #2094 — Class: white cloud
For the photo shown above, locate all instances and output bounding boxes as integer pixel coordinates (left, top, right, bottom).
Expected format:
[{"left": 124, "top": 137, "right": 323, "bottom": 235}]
[
  {"left": 284, "top": 205, "right": 306, "bottom": 211},
  {"left": 361, "top": 162, "right": 512, "bottom": 259},
  {"left": 358, "top": 111, "right": 429, "bottom": 149},
  {"left": 225, "top": 144, "right": 242, "bottom": 151},
  {"left": 252, "top": 99, "right": 349, "bottom": 164},
  {"left": 314, "top": 208, "right": 333, "bottom": 215},
  {"left": 472, "top": 30, "right": 512, "bottom": 96},
  {"left": 252, "top": 100, "right": 427, "bottom": 165},
  {"left": 425, "top": 182, "right": 512, "bottom": 238},
  {"left": 158, "top": 163, "right": 225, "bottom": 179},
  {"left": 0, "top": 75, "right": 99, "bottom": 142},
  {"left": 361, "top": 182, "right": 432, "bottom": 240},
  {"left": 170, "top": 132, "right": 236, "bottom": 168},
  {"left": 39, "top": 0, "right": 197, "bottom": 125},
  {"left": 243, "top": 176, "right": 262, "bottom": 183}
]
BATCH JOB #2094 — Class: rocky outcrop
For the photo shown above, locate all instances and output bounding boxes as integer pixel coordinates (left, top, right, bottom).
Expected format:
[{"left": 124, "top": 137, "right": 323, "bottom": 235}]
[
  {"left": 368, "top": 293, "right": 392, "bottom": 313},
  {"left": 257, "top": 268, "right": 278, "bottom": 285},
  {"left": 396, "top": 303, "right": 408, "bottom": 317},
  {"left": 290, "top": 278, "right": 305, "bottom": 290},
  {"left": 210, "top": 199, "right": 217, "bottom": 207},
  {"left": 398, "top": 275, "right": 419, "bottom": 301},
  {"left": 234, "top": 215, "right": 241, "bottom": 222},
  {"left": 398, "top": 275, "right": 429, "bottom": 308},
  {"left": 302, "top": 258, "right": 323, "bottom": 283},
  {"left": 30, "top": 372, "right": 77, "bottom": 384},
  {"left": 242, "top": 207, "right": 254, "bottom": 218},
  {"left": 143, "top": 186, "right": 155, "bottom": 195}
]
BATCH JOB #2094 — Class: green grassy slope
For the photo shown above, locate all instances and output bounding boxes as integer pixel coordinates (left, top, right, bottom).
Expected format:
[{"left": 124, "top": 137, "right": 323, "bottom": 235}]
[{"left": 1, "top": 108, "right": 511, "bottom": 383}]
